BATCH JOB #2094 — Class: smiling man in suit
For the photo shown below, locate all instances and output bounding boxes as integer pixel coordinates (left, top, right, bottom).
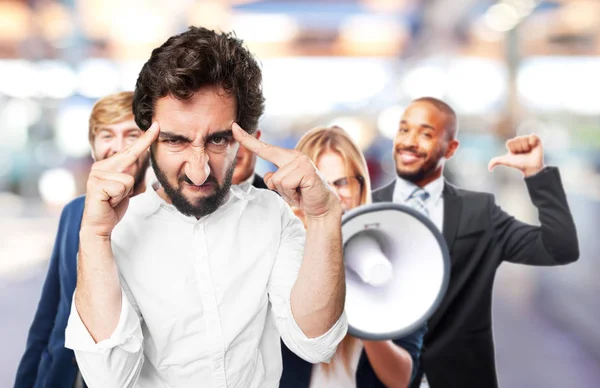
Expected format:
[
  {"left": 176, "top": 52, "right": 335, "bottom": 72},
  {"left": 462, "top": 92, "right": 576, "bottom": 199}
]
[{"left": 372, "top": 97, "right": 579, "bottom": 388}]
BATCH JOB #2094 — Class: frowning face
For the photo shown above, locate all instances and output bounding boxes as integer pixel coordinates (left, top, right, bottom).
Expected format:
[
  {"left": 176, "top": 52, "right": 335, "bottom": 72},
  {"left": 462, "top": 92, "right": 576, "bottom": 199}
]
[{"left": 150, "top": 85, "right": 240, "bottom": 219}]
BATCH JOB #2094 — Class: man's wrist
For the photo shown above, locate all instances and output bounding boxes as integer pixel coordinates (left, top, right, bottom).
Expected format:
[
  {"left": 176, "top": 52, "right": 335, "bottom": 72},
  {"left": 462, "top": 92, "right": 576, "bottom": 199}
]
[
  {"left": 79, "top": 226, "right": 111, "bottom": 244},
  {"left": 304, "top": 202, "right": 342, "bottom": 226}
]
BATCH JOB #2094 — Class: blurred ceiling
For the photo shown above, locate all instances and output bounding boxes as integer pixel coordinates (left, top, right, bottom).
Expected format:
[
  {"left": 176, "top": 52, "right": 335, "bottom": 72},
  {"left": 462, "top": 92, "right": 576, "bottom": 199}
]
[{"left": 0, "top": 0, "right": 598, "bottom": 60}]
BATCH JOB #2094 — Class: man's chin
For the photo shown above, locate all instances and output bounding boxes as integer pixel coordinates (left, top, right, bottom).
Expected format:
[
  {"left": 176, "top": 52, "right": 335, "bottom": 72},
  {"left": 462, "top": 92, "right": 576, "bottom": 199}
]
[
  {"left": 396, "top": 164, "right": 422, "bottom": 176},
  {"left": 171, "top": 193, "right": 221, "bottom": 218},
  {"left": 396, "top": 167, "right": 427, "bottom": 182}
]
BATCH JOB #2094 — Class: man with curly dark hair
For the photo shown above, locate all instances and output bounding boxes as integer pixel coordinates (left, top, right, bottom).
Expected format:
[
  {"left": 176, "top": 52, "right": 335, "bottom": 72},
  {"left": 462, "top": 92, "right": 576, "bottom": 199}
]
[{"left": 65, "top": 26, "right": 348, "bottom": 387}]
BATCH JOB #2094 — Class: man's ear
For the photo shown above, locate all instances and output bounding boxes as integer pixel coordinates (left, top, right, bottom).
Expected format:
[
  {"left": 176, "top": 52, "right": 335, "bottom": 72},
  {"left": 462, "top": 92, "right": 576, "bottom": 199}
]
[
  {"left": 254, "top": 129, "right": 262, "bottom": 140},
  {"left": 90, "top": 147, "right": 97, "bottom": 162},
  {"left": 445, "top": 139, "right": 459, "bottom": 159}
]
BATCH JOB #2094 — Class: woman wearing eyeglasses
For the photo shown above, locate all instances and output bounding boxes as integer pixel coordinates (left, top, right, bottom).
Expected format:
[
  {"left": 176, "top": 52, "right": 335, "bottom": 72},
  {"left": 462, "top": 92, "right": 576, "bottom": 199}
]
[{"left": 281, "top": 125, "right": 426, "bottom": 388}]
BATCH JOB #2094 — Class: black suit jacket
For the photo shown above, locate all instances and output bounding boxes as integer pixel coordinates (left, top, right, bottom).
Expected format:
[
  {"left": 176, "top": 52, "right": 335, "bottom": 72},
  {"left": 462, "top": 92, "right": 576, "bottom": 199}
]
[
  {"left": 372, "top": 167, "right": 579, "bottom": 388},
  {"left": 252, "top": 173, "right": 269, "bottom": 190}
]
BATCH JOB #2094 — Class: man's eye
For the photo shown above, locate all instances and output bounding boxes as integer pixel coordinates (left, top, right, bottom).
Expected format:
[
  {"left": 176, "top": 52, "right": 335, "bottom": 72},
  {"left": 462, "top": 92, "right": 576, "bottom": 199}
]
[
  {"left": 209, "top": 135, "right": 231, "bottom": 146},
  {"left": 211, "top": 136, "right": 225, "bottom": 145},
  {"left": 164, "top": 139, "right": 182, "bottom": 145}
]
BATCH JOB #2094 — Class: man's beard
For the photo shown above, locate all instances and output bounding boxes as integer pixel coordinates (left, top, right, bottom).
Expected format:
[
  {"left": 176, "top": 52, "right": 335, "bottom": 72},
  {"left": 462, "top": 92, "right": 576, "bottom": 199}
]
[
  {"left": 395, "top": 146, "right": 445, "bottom": 183},
  {"left": 150, "top": 150, "right": 235, "bottom": 219},
  {"left": 132, "top": 155, "right": 150, "bottom": 194}
]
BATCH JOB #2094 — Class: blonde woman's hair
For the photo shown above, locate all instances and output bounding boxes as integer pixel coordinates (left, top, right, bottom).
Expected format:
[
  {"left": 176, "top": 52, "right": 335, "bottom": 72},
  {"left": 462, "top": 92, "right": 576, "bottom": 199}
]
[
  {"left": 295, "top": 125, "right": 372, "bottom": 375},
  {"left": 295, "top": 125, "right": 372, "bottom": 206},
  {"left": 88, "top": 91, "right": 135, "bottom": 144}
]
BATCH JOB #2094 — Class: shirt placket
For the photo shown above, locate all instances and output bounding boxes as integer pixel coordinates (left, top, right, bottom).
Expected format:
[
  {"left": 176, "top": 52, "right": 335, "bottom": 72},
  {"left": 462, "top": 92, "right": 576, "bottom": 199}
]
[{"left": 193, "top": 221, "right": 228, "bottom": 388}]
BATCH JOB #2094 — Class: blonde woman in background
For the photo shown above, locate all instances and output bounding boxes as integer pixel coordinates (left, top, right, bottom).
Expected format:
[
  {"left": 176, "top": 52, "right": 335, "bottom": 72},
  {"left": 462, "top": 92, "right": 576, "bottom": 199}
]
[{"left": 279, "top": 125, "right": 427, "bottom": 388}]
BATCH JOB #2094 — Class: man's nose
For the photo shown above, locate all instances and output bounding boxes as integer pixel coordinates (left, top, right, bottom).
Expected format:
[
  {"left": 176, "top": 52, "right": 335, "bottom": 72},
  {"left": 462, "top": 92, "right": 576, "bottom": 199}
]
[
  {"left": 399, "top": 132, "right": 418, "bottom": 148},
  {"left": 184, "top": 149, "right": 210, "bottom": 186},
  {"left": 111, "top": 136, "right": 128, "bottom": 154}
]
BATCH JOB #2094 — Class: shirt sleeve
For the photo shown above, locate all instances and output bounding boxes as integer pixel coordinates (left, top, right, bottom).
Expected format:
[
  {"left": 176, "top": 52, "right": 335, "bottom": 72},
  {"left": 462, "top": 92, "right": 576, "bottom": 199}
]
[
  {"left": 64, "top": 286, "right": 145, "bottom": 388},
  {"left": 493, "top": 166, "right": 579, "bottom": 265},
  {"left": 267, "top": 200, "right": 348, "bottom": 364}
]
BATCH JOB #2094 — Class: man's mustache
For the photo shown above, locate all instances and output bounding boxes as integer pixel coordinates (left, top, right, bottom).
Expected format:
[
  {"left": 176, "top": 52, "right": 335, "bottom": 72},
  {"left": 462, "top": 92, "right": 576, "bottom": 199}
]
[
  {"left": 395, "top": 146, "right": 427, "bottom": 158},
  {"left": 180, "top": 175, "right": 218, "bottom": 186}
]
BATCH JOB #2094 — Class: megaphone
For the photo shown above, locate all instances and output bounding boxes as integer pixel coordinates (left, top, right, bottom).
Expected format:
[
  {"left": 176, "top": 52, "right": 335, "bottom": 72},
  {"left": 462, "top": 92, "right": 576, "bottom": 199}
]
[{"left": 341, "top": 202, "right": 450, "bottom": 340}]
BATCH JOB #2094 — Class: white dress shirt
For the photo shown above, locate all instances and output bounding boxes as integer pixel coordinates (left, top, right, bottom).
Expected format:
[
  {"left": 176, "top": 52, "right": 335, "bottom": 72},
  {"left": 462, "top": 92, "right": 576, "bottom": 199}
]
[
  {"left": 392, "top": 176, "right": 445, "bottom": 232},
  {"left": 65, "top": 185, "right": 347, "bottom": 388}
]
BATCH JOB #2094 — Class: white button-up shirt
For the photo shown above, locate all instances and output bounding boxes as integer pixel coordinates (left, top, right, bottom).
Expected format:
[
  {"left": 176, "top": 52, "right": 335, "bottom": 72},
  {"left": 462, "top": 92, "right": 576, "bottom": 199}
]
[
  {"left": 392, "top": 176, "right": 445, "bottom": 231},
  {"left": 65, "top": 184, "right": 347, "bottom": 388}
]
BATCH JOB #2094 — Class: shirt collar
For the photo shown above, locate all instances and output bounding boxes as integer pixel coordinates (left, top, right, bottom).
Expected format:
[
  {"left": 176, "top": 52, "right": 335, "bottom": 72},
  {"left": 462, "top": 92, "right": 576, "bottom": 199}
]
[
  {"left": 393, "top": 175, "right": 445, "bottom": 204},
  {"left": 230, "top": 183, "right": 255, "bottom": 201},
  {"left": 233, "top": 173, "right": 256, "bottom": 194}
]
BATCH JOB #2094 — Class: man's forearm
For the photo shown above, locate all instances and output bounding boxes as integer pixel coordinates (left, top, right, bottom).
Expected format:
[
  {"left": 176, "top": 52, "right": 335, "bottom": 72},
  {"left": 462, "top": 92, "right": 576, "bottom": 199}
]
[
  {"left": 363, "top": 340, "right": 413, "bottom": 388},
  {"left": 75, "top": 228, "right": 123, "bottom": 342},
  {"left": 290, "top": 209, "right": 345, "bottom": 338}
]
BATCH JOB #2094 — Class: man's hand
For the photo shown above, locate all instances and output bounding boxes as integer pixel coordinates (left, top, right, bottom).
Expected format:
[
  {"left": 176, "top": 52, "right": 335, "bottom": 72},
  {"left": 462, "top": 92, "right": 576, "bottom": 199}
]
[
  {"left": 81, "top": 122, "right": 160, "bottom": 238},
  {"left": 488, "top": 134, "right": 545, "bottom": 177},
  {"left": 232, "top": 122, "right": 340, "bottom": 219}
]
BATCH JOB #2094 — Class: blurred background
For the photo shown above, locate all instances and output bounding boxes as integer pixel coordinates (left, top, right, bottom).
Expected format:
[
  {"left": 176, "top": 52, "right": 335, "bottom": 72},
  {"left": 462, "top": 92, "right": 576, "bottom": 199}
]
[{"left": 0, "top": 0, "right": 599, "bottom": 386}]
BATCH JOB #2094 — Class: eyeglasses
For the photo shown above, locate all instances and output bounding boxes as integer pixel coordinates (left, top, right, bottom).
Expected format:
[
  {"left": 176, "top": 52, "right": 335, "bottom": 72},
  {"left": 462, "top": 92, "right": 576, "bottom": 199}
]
[{"left": 328, "top": 176, "right": 364, "bottom": 199}]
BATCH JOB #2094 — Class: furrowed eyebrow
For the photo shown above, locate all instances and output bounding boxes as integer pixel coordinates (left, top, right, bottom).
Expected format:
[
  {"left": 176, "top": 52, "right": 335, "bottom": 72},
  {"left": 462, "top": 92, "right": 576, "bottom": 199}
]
[
  {"left": 159, "top": 131, "right": 193, "bottom": 142},
  {"left": 205, "top": 130, "right": 233, "bottom": 141}
]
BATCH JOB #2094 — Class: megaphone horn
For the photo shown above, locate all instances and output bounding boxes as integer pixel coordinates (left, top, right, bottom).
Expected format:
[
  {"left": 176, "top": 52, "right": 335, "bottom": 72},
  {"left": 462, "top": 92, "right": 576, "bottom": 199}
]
[{"left": 341, "top": 202, "right": 450, "bottom": 341}]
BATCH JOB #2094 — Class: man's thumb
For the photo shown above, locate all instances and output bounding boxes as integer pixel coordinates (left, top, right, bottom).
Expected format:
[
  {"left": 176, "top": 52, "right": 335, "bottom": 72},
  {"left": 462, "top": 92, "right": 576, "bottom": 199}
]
[{"left": 488, "top": 155, "right": 511, "bottom": 171}]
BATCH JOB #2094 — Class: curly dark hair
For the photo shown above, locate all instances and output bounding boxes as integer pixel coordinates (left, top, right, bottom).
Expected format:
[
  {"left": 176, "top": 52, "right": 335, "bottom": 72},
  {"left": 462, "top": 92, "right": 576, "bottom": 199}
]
[{"left": 133, "top": 26, "right": 265, "bottom": 133}]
